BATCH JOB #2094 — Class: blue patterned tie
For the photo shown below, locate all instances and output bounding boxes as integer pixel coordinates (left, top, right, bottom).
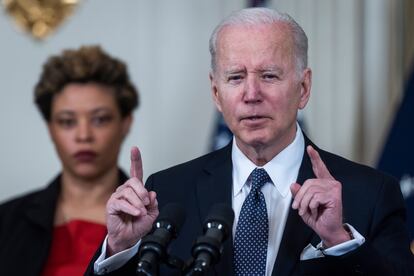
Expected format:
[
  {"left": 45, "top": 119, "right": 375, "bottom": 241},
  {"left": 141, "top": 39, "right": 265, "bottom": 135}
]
[{"left": 234, "top": 168, "right": 270, "bottom": 276}]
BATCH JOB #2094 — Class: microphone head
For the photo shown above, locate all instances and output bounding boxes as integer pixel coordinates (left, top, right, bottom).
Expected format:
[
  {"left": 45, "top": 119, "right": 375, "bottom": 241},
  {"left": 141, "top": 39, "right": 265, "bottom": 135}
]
[
  {"left": 156, "top": 203, "right": 186, "bottom": 235},
  {"left": 204, "top": 203, "right": 234, "bottom": 236}
]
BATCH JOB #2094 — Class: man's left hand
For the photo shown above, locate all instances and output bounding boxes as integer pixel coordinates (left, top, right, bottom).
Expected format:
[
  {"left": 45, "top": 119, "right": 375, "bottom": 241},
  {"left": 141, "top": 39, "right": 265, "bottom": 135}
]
[{"left": 290, "top": 145, "right": 350, "bottom": 248}]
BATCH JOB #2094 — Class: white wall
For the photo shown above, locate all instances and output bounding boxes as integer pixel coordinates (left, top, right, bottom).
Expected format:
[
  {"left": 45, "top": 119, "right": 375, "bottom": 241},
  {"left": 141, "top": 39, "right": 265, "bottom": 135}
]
[{"left": 0, "top": 0, "right": 244, "bottom": 202}]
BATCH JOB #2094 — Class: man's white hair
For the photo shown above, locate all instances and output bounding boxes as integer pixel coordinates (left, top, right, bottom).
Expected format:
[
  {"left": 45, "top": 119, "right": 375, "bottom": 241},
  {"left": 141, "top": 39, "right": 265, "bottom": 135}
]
[{"left": 209, "top": 7, "right": 308, "bottom": 74}]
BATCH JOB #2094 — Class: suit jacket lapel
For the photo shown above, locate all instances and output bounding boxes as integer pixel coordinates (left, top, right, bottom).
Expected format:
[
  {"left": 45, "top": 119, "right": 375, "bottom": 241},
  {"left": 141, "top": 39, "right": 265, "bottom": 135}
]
[
  {"left": 272, "top": 135, "right": 317, "bottom": 276},
  {"left": 195, "top": 143, "right": 234, "bottom": 275},
  {"left": 25, "top": 175, "right": 61, "bottom": 231}
]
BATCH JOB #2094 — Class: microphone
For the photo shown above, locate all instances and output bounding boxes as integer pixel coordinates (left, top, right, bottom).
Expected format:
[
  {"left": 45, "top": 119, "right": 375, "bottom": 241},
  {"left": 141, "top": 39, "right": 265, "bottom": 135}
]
[
  {"left": 136, "top": 203, "right": 186, "bottom": 276},
  {"left": 188, "top": 203, "right": 234, "bottom": 275}
]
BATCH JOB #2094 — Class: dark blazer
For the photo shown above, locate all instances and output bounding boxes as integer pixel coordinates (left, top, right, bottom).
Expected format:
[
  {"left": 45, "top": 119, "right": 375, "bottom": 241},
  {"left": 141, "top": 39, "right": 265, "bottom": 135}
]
[
  {"left": 0, "top": 170, "right": 128, "bottom": 276},
  {"left": 87, "top": 138, "right": 414, "bottom": 275}
]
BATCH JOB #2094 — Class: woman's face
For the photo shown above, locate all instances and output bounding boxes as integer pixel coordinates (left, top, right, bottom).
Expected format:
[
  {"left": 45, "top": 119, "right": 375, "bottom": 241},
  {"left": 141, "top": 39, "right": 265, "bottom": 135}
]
[{"left": 48, "top": 83, "right": 132, "bottom": 180}]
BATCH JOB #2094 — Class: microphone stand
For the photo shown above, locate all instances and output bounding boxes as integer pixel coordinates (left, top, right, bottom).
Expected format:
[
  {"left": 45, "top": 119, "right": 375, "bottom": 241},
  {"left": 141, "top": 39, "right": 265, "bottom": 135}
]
[
  {"left": 183, "top": 203, "right": 234, "bottom": 276},
  {"left": 135, "top": 203, "right": 186, "bottom": 275},
  {"left": 182, "top": 233, "right": 222, "bottom": 276},
  {"left": 136, "top": 237, "right": 187, "bottom": 276}
]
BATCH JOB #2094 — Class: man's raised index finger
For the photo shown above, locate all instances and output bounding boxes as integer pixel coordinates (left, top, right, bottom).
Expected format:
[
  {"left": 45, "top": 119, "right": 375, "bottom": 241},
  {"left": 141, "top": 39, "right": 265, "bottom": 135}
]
[
  {"left": 307, "top": 145, "right": 334, "bottom": 180},
  {"left": 130, "top": 146, "right": 143, "bottom": 182}
]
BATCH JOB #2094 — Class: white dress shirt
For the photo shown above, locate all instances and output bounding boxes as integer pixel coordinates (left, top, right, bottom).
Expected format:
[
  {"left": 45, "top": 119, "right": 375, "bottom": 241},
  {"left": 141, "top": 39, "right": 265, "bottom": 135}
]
[{"left": 231, "top": 124, "right": 305, "bottom": 276}]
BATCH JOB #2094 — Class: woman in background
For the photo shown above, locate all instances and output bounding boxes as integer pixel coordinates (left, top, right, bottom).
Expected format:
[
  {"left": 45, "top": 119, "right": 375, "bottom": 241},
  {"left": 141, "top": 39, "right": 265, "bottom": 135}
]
[{"left": 0, "top": 45, "right": 139, "bottom": 275}]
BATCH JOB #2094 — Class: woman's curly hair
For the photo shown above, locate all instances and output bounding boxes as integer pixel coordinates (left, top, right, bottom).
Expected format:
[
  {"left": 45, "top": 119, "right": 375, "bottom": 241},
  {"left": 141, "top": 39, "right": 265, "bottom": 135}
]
[{"left": 34, "top": 45, "right": 139, "bottom": 121}]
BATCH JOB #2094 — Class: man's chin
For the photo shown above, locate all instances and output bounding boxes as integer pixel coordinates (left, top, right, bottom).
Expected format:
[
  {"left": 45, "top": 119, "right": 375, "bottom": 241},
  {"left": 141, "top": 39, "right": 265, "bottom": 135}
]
[{"left": 236, "top": 135, "right": 270, "bottom": 149}]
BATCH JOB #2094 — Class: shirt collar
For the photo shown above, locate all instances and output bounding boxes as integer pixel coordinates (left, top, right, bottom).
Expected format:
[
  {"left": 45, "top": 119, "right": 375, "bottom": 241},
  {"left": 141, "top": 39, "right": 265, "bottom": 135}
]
[{"left": 232, "top": 123, "right": 305, "bottom": 198}]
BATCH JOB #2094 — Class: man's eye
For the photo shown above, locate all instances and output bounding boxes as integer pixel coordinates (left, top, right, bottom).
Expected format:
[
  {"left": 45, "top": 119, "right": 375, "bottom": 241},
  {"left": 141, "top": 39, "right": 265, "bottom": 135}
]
[
  {"left": 263, "top": 74, "right": 277, "bottom": 80},
  {"left": 228, "top": 75, "right": 243, "bottom": 82},
  {"left": 57, "top": 118, "right": 76, "bottom": 128}
]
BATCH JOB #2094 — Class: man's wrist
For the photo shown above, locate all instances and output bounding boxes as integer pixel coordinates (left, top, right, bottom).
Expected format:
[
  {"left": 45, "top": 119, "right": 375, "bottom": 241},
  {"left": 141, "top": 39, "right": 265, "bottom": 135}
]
[
  {"left": 322, "top": 225, "right": 353, "bottom": 248},
  {"left": 343, "top": 224, "right": 354, "bottom": 239},
  {"left": 107, "top": 236, "right": 137, "bottom": 257}
]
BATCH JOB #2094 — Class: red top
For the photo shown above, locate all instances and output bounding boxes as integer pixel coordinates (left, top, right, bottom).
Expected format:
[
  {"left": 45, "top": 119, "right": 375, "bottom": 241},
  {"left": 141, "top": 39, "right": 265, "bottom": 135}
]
[{"left": 42, "top": 220, "right": 107, "bottom": 276}]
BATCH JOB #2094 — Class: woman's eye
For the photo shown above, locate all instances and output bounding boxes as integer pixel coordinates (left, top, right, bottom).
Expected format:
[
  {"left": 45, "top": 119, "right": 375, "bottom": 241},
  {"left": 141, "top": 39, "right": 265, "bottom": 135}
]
[
  {"left": 57, "top": 118, "right": 76, "bottom": 128},
  {"left": 92, "top": 115, "right": 112, "bottom": 126}
]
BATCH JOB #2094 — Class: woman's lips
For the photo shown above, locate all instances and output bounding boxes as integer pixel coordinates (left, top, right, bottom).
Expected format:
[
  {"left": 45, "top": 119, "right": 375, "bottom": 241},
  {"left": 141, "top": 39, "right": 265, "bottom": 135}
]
[{"left": 74, "top": 151, "right": 97, "bottom": 162}]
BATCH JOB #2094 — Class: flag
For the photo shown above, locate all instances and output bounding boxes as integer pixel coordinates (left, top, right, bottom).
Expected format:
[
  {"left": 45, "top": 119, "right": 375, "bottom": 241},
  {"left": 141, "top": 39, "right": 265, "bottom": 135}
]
[{"left": 377, "top": 66, "right": 414, "bottom": 254}]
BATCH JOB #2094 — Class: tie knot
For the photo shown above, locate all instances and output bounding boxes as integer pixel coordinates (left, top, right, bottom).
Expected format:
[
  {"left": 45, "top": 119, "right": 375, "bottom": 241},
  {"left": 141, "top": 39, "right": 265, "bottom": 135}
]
[{"left": 250, "top": 168, "right": 271, "bottom": 192}]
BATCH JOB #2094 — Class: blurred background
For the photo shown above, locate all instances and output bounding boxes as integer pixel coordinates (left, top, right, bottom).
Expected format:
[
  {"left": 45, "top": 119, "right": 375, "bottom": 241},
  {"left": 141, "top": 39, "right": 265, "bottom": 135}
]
[{"left": 0, "top": 0, "right": 413, "bottom": 217}]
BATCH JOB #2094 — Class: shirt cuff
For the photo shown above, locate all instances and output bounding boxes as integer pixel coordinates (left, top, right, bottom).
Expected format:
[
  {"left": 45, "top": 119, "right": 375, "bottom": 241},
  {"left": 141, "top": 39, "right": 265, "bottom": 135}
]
[
  {"left": 94, "top": 235, "right": 141, "bottom": 275},
  {"left": 300, "top": 224, "right": 365, "bottom": 260}
]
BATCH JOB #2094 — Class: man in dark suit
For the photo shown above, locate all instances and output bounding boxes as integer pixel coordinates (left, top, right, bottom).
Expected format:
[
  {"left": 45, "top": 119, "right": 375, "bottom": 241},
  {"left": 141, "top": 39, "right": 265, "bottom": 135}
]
[{"left": 88, "top": 7, "right": 414, "bottom": 275}]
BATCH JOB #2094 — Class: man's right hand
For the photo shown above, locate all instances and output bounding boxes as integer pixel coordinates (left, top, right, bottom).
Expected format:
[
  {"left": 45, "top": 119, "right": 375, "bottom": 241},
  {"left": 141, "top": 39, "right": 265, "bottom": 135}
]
[{"left": 106, "top": 146, "right": 159, "bottom": 256}]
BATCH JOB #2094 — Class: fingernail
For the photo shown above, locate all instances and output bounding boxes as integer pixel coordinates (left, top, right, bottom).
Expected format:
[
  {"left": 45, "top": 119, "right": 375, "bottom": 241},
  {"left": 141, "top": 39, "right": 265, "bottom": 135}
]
[{"left": 292, "top": 201, "right": 298, "bottom": 209}]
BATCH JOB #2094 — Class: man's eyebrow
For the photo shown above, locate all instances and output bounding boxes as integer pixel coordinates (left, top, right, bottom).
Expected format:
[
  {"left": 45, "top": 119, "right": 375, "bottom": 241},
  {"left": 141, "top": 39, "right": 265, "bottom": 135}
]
[
  {"left": 257, "top": 66, "right": 283, "bottom": 73},
  {"left": 223, "top": 68, "right": 245, "bottom": 75}
]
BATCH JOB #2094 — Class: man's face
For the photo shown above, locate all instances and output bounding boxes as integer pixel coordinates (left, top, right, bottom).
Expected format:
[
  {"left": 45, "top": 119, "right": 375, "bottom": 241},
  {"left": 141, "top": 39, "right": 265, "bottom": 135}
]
[{"left": 210, "top": 23, "right": 311, "bottom": 159}]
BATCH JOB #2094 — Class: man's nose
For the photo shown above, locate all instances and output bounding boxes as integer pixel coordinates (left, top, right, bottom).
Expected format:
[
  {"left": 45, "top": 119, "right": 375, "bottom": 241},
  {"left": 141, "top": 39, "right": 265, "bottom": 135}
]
[{"left": 243, "top": 75, "right": 262, "bottom": 103}]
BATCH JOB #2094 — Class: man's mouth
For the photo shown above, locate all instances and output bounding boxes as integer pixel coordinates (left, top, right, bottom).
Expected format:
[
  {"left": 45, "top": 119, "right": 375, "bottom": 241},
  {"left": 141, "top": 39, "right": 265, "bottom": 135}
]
[{"left": 242, "top": 115, "right": 267, "bottom": 121}]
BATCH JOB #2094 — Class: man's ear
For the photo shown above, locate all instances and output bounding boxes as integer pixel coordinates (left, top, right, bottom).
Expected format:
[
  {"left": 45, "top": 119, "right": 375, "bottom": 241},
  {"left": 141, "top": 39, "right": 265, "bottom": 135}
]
[
  {"left": 298, "top": 68, "right": 312, "bottom": 109},
  {"left": 210, "top": 71, "right": 223, "bottom": 112}
]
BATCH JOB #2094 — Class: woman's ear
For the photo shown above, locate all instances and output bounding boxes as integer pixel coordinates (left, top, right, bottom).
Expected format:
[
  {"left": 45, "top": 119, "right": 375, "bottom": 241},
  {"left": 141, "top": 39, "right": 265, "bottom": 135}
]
[{"left": 121, "top": 114, "right": 133, "bottom": 139}]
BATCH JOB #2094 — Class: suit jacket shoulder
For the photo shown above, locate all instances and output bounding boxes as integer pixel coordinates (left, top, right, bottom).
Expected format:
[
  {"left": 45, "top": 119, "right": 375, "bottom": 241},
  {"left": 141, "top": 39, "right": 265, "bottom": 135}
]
[
  {"left": 0, "top": 175, "right": 60, "bottom": 275},
  {"left": 148, "top": 143, "right": 231, "bottom": 182},
  {"left": 145, "top": 144, "right": 233, "bottom": 207}
]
